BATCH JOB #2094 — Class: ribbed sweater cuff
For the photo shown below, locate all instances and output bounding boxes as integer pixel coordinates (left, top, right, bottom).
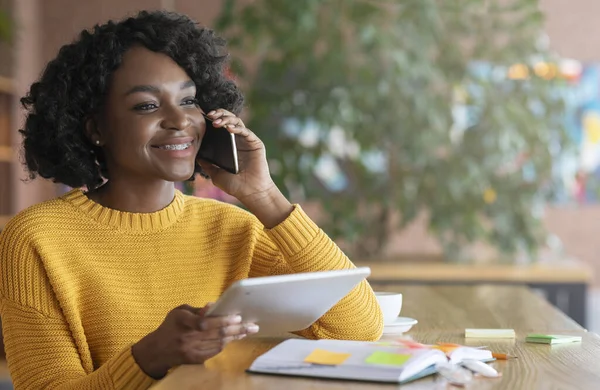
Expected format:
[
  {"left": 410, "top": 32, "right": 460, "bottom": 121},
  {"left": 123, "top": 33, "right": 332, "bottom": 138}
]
[
  {"left": 264, "top": 205, "right": 320, "bottom": 258},
  {"left": 108, "top": 345, "right": 156, "bottom": 389}
]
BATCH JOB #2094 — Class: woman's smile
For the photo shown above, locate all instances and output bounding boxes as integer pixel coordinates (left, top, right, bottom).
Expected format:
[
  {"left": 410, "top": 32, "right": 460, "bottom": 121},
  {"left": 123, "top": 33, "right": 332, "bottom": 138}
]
[{"left": 150, "top": 136, "right": 197, "bottom": 158}]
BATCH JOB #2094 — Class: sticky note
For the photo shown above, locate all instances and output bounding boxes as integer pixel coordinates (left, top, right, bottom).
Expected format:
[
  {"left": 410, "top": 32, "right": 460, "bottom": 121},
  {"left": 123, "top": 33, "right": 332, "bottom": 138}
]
[
  {"left": 434, "top": 345, "right": 459, "bottom": 354},
  {"left": 465, "top": 328, "right": 515, "bottom": 339},
  {"left": 526, "top": 334, "right": 582, "bottom": 345},
  {"left": 365, "top": 351, "right": 411, "bottom": 366},
  {"left": 303, "top": 349, "right": 351, "bottom": 365}
]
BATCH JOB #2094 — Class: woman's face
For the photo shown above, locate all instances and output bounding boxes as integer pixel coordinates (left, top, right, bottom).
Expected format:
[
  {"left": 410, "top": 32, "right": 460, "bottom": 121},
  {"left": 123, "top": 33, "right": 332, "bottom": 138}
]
[{"left": 95, "top": 46, "right": 205, "bottom": 183}]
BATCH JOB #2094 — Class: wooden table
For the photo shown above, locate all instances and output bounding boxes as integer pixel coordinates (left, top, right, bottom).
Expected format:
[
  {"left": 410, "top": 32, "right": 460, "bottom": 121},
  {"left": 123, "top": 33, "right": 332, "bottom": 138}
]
[
  {"left": 151, "top": 285, "right": 600, "bottom": 389},
  {"left": 361, "top": 261, "right": 593, "bottom": 327}
]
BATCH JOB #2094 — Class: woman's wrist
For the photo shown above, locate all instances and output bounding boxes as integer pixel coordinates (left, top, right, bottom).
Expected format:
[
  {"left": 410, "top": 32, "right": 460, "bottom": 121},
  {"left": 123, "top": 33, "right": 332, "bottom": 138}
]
[
  {"left": 131, "top": 332, "right": 170, "bottom": 379},
  {"left": 240, "top": 185, "right": 294, "bottom": 229}
]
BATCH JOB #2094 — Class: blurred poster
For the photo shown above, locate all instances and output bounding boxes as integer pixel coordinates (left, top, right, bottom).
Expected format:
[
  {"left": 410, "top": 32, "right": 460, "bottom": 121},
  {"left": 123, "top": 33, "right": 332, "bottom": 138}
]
[{"left": 560, "top": 63, "right": 600, "bottom": 204}]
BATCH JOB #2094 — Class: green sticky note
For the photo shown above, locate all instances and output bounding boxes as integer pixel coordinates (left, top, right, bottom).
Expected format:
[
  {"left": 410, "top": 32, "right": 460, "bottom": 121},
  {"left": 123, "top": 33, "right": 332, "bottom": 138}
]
[
  {"left": 526, "top": 334, "right": 582, "bottom": 344},
  {"left": 365, "top": 351, "right": 411, "bottom": 366}
]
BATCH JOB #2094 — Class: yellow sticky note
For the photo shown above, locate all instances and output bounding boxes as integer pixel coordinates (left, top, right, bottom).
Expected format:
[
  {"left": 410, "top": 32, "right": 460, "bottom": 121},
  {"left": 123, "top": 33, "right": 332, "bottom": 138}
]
[
  {"left": 303, "top": 349, "right": 351, "bottom": 365},
  {"left": 365, "top": 351, "right": 411, "bottom": 366}
]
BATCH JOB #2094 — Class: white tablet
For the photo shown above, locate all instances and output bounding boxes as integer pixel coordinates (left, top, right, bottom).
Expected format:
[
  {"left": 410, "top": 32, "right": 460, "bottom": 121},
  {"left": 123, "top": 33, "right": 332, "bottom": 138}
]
[{"left": 205, "top": 267, "right": 371, "bottom": 334}]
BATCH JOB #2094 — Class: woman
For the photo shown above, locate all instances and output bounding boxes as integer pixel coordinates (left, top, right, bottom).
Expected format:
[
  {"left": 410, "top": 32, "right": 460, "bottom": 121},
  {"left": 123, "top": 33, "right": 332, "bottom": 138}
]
[{"left": 0, "top": 10, "right": 383, "bottom": 389}]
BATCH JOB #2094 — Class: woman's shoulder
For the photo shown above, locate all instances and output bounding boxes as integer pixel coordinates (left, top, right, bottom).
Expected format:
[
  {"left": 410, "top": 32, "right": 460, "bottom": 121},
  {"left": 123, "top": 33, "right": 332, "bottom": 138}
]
[
  {"left": 0, "top": 194, "right": 74, "bottom": 241},
  {"left": 182, "top": 194, "right": 259, "bottom": 226}
]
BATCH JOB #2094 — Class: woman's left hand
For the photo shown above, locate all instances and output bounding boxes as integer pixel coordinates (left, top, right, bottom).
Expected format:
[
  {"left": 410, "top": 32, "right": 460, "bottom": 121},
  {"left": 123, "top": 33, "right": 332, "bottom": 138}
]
[{"left": 197, "top": 109, "right": 276, "bottom": 205}]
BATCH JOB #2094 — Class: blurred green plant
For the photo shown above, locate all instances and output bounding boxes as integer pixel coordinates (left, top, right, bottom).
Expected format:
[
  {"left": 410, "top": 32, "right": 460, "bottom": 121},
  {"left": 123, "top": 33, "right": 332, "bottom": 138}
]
[
  {"left": 216, "top": 0, "right": 570, "bottom": 261},
  {"left": 0, "top": 8, "right": 11, "bottom": 42}
]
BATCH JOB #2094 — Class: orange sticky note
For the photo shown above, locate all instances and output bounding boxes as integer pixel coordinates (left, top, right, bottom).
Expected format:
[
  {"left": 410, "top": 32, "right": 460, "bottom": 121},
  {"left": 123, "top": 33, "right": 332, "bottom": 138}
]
[
  {"left": 433, "top": 345, "right": 459, "bottom": 354},
  {"left": 303, "top": 349, "right": 351, "bottom": 365}
]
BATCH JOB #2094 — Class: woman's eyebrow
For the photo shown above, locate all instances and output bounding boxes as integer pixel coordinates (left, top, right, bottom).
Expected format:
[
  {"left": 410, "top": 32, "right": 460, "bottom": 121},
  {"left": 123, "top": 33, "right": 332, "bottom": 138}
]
[
  {"left": 124, "top": 80, "right": 196, "bottom": 96},
  {"left": 124, "top": 85, "right": 160, "bottom": 96},
  {"left": 180, "top": 80, "right": 196, "bottom": 90}
]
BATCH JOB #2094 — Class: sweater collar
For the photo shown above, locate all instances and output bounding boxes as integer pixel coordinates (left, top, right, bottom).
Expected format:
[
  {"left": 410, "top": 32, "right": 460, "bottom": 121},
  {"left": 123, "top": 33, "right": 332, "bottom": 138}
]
[{"left": 62, "top": 188, "right": 186, "bottom": 233}]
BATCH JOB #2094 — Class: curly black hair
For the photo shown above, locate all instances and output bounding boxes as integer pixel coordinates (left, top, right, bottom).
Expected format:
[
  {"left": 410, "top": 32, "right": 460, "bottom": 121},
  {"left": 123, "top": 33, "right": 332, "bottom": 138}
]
[{"left": 19, "top": 10, "right": 244, "bottom": 190}]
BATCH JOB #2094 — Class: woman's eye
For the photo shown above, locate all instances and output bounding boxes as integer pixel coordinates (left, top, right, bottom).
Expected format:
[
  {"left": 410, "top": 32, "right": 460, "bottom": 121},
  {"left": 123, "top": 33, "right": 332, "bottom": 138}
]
[
  {"left": 133, "top": 103, "right": 158, "bottom": 111},
  {"left": 182, "top": 98, "right": 199, "bottom": 106}
]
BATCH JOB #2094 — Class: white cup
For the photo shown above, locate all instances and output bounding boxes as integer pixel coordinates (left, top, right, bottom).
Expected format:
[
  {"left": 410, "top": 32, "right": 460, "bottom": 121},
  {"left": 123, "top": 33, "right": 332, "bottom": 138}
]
[{"left": 375, "top": 292, "right": 403, "bottom": 325}]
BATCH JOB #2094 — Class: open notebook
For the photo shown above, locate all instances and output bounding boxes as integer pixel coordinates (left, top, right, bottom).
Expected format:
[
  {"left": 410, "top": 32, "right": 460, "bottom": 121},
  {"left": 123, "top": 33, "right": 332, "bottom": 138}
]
[{"left": 248, "top": 339, "right": 493, "bottom": 384}]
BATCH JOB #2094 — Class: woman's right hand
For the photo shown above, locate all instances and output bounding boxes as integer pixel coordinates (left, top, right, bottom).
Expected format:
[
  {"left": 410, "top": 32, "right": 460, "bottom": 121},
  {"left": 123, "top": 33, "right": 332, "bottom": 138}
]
[{"left": 131, "top": 304, "right": 259, "bottom": 379}]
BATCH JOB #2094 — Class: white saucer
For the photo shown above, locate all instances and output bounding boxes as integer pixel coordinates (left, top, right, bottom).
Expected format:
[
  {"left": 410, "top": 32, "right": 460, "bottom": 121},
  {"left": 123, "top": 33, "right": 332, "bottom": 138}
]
[{"left": 382, "top": 317, "right": 418, "bottom": 335}]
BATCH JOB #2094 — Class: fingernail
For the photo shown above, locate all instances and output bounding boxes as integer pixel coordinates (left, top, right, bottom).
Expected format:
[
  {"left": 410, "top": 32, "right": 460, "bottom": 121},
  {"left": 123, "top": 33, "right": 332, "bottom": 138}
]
[
  {"left": 246, "top": 324, "right": 259, "bottom": 333},
  {"left": 230, "top": 315, "right": 242, "bottom": 324},
  {"left": 226, "top": 124, "right": 234, "bottom": 128},
  {"left": 208, "top": 110, "right": 216, "bottom": 115},
  {"left": 214, "top": 119, "right": 222, "bottom": 124}
]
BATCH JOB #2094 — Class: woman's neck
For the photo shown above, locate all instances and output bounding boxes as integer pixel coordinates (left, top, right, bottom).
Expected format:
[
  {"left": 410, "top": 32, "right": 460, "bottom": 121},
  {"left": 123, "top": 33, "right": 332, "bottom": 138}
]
[{"left": 86, "top": 179, "right": 176, "bottom": 213}]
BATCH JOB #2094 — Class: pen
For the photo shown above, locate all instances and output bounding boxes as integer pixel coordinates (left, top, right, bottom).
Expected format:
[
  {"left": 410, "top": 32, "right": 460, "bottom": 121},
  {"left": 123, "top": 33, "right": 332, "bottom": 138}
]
[{"left": 492, "top": 352, "right": 517, "bottom": 360}]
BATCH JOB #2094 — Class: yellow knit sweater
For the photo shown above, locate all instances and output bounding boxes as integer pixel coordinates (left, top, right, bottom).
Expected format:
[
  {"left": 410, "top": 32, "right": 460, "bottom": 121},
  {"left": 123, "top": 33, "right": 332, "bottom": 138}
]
[{"left": 0, "top": 189, "right": 383, "bottom": 389}]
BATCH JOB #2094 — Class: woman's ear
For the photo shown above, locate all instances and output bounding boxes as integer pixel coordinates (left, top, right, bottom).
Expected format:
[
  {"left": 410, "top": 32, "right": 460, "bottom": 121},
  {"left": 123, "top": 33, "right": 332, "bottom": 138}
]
[{"left": 85, "top": 117, "right": 103, "bottom": 146}]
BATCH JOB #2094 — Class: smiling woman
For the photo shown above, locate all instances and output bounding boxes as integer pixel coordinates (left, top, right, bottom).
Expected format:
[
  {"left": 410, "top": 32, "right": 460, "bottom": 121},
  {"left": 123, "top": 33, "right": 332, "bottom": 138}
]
[
  {"left": 0, "top": 10, "right": 383, "bottom": 390},
  {"left": 84, "top": 47, "right": 206, "bottom": 199}
]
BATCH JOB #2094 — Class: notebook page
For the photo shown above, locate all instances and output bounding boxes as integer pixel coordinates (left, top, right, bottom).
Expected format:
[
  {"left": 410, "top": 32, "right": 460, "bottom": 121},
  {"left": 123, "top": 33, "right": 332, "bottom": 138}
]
[{"left": 250, "top": 339, "right": 447, "bottom": 382}]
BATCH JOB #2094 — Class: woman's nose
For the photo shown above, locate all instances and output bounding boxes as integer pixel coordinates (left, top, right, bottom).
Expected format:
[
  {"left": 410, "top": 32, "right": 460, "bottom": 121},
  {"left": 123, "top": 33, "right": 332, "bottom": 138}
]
[{"left": 161, "top": 106, "right": 191, "bottom": 130}]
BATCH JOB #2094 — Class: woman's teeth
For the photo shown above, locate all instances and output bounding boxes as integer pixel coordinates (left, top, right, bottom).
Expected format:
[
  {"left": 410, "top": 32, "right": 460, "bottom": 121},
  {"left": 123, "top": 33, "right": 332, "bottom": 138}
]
[{"left": 157, "top": 142, "right": 192, "bottom": 151}]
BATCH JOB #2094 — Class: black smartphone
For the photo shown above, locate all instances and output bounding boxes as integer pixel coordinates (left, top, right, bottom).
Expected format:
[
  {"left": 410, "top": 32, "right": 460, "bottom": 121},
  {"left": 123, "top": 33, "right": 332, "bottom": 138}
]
[{"left": 196, "top": 114, "right": 239, "bottom": 174}]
